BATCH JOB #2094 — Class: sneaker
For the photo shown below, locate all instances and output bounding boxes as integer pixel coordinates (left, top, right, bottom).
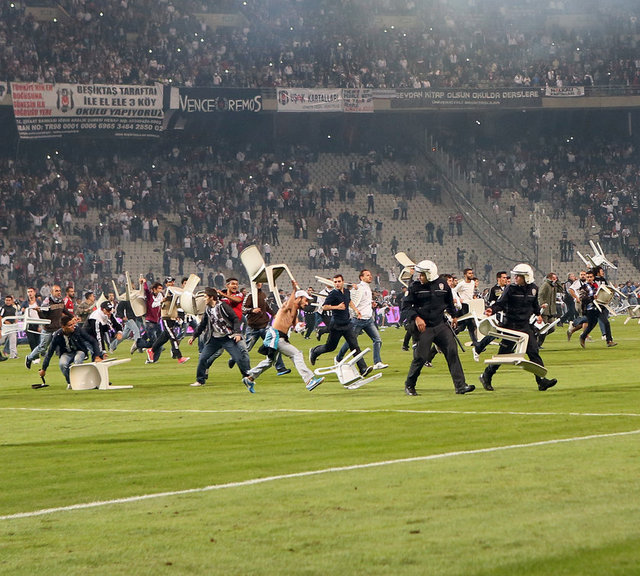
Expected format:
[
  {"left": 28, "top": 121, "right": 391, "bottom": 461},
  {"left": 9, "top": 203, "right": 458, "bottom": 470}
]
[
  {"left": 360, "top": 366, "right": 373, "bottom": 378},
  {"left": 566, "top": 328, "right": 573, "bottom": 342},
  {"left": 401, "top": 345, "right": 409, "bottom": 351},
  {"left": 276, "top": 368, "right": 292, "bottom": 376},
  {"left": 146, "top": 349, "right": 155, "bottom": 363},
  {"left": 190, "top": 381, "right": 205, "bottom": 387},
  {"left": 538, "top": 378, "right": 557, "bottom": 391},
  {"left": 373, "top": 362, "right": 389, "bottom": 370},
  {"left": 479, "top": 372, "right": 494, "bottom": 391},
  {"left": 228, "top": 358, "right": 236, "bottom": 369},
  {"left": 306, "top": 376, "right": 325, "bottom": 391},
  {"left": 242, "top": 376, "right": 255, "bottom": 393},
  {"left": 25, "top": 356, "right": 32, "bottom": 370},
  {"left": 404, "top": 384, "right": 418, "bottom": 396},
  {"left": 178, "top": 356, "right": 190, "bottom": 364},
  {"left": 472, "top": 347, "right": 480, "bottom": 362},
  {"left": 579, "top": 336, "right": 586, "bottom": 349},
  {"left": 130, "top": 342, "right": 138, "bottom": 354},
  {"left": 607, "top": 341, "right": 618, "bottom": 347},
  {"left": 308, "top": 347, "right": 317, "bottom": 366}
]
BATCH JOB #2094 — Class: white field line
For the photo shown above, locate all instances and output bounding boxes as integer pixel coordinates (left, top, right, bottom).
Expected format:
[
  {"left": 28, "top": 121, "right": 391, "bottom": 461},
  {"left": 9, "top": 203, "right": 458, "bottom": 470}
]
[
  {"left": 2, "top": 406, "right": 640, "bottom": 418},
  {"left": 2, "top": 428, "right": 639, "bottom": 521}
]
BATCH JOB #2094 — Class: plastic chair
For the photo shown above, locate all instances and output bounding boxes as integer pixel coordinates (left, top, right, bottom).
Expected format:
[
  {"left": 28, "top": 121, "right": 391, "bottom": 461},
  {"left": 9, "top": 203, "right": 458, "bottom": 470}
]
[
  {"left": 69, "top": 358, "right": 133, "bottom": 390},
  {"left": 120, "top": 271, "right": 147, "bottom": 318},
  {"left": 240, "top": 244, "right": 296, "bottom": 308},
  {"left": 477, "top": 317, "right": 547, "bottom": 377},
  {"left": 394, "top": 251, "right": 415, "bottom": 287},
  {"left": 1, "top": 310, "right": 50, "bottom": 337},
  {"left": 312, "top": 348, "right": 382, "bottom": 389},
  {"left": 167, "top": 273, "right": 206, "bottom": 316}
]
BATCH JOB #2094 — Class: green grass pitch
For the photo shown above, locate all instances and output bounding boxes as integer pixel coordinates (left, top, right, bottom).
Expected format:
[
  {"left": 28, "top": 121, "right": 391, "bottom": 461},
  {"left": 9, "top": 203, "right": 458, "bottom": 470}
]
[{"left": 1, "top": 321, "right": 639, "bottom": 575}]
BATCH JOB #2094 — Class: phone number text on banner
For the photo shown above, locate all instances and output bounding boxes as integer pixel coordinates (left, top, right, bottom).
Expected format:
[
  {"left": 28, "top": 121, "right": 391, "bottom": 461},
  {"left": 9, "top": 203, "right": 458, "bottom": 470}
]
[{"left": 11, "top": 82, "right": 164, "bottom": 138}]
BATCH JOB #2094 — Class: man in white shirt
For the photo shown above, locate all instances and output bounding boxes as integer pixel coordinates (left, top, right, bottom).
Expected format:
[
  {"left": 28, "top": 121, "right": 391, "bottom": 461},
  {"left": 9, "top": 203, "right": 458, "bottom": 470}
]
[
  {"left": 335, "top": 269, "right": 388, "bottom": 370},
  {"left": 454, "top": 267, "right": 479, "bottom": 347}
]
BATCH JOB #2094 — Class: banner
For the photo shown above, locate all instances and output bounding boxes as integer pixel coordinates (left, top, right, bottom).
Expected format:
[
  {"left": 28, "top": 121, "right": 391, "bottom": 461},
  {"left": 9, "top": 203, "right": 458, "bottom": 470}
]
[
  {"left": 343, "top": 88, "right": 374, "bottom": 113},
  {"left": 277, "top": 88, "right": 343, "bottom": 112},
  {"left": 168, "top": 87, "right": 263, "bottom": 113},
  {"left": 11, "top": 82, "right": 164, "bottom": 138},
  {"left": 545, "top": 86, "right": 585, "bottom": 97},
  {"left": 390, "top": 88, "right": 542, "bottom": 109}
]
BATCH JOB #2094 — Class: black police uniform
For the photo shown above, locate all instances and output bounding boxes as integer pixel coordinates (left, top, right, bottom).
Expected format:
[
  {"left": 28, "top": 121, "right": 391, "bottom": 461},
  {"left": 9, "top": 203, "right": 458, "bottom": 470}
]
[
  {"left": 402, "top": 276, "right": 473, "bottom": 395},
  {"left": 480, "top": 281, "right": 556, "bottom": 390}
]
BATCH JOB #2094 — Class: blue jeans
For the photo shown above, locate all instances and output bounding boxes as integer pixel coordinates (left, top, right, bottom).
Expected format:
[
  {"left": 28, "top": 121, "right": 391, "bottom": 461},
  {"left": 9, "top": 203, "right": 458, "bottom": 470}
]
[
  {"left": 137, "top": 321, "right": 162, "bottom": 350},
  {"left": 196, "top": 336, "right": 251, "bottom": 385},
  {"left": 59, "top": 351, "right": 87, "bottom": 384},
  {"left": 27, "top": 331, "right": 54, "bottom": 361},
  {"left": 245, "top": 325, "right": 286, "bottom": 372},
  {"left": 336, "top": 316, "right": 382, "bottom": 364},
  {"left": 111, "top": 318, "right": 141, "bottom": 351}
]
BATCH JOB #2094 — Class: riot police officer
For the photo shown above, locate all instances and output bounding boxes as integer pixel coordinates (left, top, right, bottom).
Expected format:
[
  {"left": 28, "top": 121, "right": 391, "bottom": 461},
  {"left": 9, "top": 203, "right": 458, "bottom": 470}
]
[
  {"left": 401, "top": 259, "right": 475, "bottom": 396},
  {"left": 479, "top": 263, "right": 557, "bottom": 392}
]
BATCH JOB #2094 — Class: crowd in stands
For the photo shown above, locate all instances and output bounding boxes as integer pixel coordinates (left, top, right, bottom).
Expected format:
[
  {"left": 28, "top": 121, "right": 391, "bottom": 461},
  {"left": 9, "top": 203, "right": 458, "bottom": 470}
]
[
  {"left": 3, "top": 0, "right": 640, "bottom": 300},
  {"left": 2, "top": 0, "right": 640, "bottom": 90},
  {"left": 458, "top": 136, "right": 640, "bottom": 268},
  {"left": 0, "top": 139, "right": 433, "bottom": 297}
]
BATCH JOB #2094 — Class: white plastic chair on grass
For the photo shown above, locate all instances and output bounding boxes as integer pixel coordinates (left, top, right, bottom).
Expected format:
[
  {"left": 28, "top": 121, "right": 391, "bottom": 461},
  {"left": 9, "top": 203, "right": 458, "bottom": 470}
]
[
  {"left": 68, "top": 358, "right": 133, "bottom": 390},
  {"left": 476, "top": 317, "right": 547, "bottom": 378},
  {"left": 312, "top": 348, "right": 382, "bottom": 390}
]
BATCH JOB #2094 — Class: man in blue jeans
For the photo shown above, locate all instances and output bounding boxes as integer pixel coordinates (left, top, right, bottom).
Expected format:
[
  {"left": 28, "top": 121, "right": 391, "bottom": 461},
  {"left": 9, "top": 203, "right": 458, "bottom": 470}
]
[
  {"left": 309, "top": 274, "right": 373, "bottom": 379},
  {"left": 335, "top": 269, "right": 388, "bottom": 370},
  {"left": 239, "top": 282, "right": 289, "bottom": 375},
  {"left": 188, "top": 288, "right": 252, "bottom": 390}
]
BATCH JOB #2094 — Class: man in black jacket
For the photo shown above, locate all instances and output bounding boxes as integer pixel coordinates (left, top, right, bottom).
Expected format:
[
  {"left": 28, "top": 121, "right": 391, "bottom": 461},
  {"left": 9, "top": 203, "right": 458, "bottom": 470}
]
[
  {"left": 38, "top": 316, "right": 104, "bottom": 387},
  {"left": 401, "top": 260, "right": 474, "bottom": 396},
  {"left": 241, "top": 282, "right": 289, "bottom": 375},
  {"left": 187, "top": 288, "right": 251, "bottom": 389},
  {"left": 473, "top": 270, "right": 509, "bottom": 361}
]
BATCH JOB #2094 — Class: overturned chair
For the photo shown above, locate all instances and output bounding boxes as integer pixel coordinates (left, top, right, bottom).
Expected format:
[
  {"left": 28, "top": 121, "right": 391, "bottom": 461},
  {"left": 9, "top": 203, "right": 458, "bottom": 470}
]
[
  {"left": 477, "top": 317, "right": 547, "bottom": 378},
  {"left": 69, "top": 358, "right": 133, "bottom": 390},
  {"left": 240, "top": 244, "right": 296, "bottom": 308},
  {"left": 312, "top": 348, "right": 382, "bottom": 390}
]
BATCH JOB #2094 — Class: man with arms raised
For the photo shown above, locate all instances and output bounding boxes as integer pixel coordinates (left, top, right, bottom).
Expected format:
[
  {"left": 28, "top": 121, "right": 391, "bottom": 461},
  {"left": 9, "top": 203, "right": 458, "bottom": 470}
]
[{"left": 242, "top": 281, "right": 324, "bottom": 392}]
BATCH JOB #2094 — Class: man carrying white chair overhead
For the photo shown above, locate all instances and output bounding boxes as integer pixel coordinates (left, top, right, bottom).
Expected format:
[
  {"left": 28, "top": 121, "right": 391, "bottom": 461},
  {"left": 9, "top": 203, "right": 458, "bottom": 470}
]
[{"left": 242, "top": 281, "right": 324, "bottom": 392}]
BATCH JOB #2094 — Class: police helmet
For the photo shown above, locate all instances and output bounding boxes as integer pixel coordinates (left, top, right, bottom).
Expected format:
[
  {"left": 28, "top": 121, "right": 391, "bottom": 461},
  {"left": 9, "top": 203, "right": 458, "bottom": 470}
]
[
  {"left": 510, "top": 263, "right": 534, "bottom": 284},
  {"left": 414, "top": 259, "right": 439, "bottom": 281}
]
